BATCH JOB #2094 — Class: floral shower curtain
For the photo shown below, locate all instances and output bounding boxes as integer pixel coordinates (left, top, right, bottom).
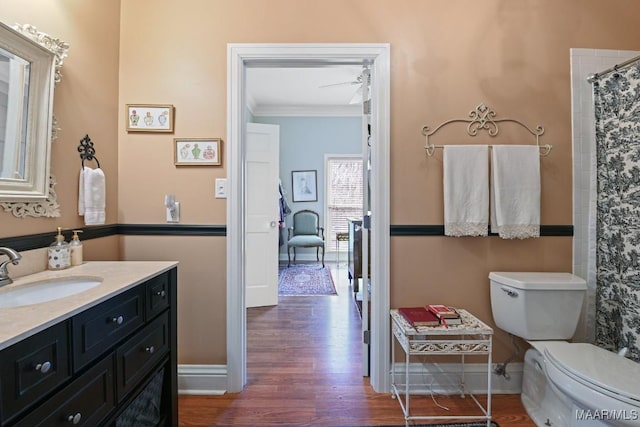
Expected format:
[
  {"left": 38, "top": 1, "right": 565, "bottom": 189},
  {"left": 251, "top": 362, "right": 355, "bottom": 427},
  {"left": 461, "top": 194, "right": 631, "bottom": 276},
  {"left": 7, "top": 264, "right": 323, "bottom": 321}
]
[{"left": 593, "top": 62, "right": 640, "bottom": 362}]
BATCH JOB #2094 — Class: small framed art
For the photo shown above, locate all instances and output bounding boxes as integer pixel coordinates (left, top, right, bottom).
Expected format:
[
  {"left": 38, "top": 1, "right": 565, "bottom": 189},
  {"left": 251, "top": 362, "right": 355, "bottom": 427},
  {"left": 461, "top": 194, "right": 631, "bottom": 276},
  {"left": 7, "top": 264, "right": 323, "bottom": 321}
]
[
  {"left": 291, "top": 170, "right": 317, "bottom": 202},
  {"left": 126, "top": 104, "right": 174, "bottom": 132},
  {"left": 174, "top": 138, "right": 222, "bottom": 166}
]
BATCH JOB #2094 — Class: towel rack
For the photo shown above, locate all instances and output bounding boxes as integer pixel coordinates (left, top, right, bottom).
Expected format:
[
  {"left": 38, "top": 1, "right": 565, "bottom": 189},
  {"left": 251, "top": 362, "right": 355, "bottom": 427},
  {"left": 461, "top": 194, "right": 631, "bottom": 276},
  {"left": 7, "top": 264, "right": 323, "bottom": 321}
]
[
  {"left": 77, "top": 134, "right": 101, "bottom": 169},
  {"left": 422, "top": 103, "right": 552, "bottom": 157}
]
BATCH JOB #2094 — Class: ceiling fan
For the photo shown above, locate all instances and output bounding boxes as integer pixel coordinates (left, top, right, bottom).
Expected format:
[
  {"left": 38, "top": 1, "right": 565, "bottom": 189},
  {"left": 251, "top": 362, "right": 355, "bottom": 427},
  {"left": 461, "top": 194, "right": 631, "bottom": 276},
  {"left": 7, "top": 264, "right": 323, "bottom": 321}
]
[
  {"left": 318, "top": 68, "right": 370, "bottom": 104},
  {"left": 318, "top": 73, "right": 364, "bottom": 89}
]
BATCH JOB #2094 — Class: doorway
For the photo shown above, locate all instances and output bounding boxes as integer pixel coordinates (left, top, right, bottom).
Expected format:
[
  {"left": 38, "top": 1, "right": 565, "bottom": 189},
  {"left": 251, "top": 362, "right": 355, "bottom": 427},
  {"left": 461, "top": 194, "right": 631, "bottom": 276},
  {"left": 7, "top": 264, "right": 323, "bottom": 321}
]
[{"left": 226, "top": 43, "right": 391, "bottom": 393}]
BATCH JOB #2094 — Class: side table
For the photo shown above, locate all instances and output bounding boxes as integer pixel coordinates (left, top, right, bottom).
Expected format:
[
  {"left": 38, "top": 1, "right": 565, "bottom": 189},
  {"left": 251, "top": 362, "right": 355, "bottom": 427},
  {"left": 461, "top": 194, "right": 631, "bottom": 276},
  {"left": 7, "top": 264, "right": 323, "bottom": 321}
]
[{"left": 390, "top": 308, "right": 493, "bottom": 426}]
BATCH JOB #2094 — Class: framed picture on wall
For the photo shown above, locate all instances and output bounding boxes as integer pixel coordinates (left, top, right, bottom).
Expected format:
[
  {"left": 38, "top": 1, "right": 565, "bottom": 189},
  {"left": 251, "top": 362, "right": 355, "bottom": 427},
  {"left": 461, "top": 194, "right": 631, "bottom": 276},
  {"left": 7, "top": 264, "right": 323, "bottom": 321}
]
[
  {"left": 126, "top": 104, "right": 174, "bottom": 132},
  {"left": 291, "top": 170, "right": 317, "bottom": 202},
  {"left": 174, "top": 138, "right": 222, "bottom": 166}
]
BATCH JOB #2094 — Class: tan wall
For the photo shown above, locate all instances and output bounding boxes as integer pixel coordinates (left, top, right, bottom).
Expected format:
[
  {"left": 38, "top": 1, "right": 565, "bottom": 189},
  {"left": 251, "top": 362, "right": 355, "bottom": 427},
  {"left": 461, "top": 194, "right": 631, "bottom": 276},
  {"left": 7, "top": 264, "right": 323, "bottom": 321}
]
[
  {"left": 4, "top": 1, "right": 640, "bottom": 368},
  {"left": 120, "top": 236, "right": 227, "bottom": 363},
  {"left": 118, "top": 0, "right": 640, "bottom": 366},
  {"left": 392, "top": 236, "right": 572, "bottom": 360},
  {"left": 0, "top": 1, "right": 121, "bottom": 249}
]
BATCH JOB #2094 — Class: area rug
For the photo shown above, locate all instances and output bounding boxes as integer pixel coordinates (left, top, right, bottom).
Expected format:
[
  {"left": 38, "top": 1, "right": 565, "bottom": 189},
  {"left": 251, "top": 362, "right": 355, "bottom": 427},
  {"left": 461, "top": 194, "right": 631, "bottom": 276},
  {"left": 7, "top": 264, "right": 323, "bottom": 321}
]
[{"left": 278, "top": 264, "right": 337, "bottom": 296}]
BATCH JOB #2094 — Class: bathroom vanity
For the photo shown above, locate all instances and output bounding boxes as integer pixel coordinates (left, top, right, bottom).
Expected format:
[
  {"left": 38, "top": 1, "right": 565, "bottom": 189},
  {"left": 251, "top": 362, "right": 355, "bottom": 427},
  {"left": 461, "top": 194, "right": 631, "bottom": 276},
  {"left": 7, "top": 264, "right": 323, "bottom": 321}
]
[{"left": 0, "top": 261, "right": 177, "bottom": 426}]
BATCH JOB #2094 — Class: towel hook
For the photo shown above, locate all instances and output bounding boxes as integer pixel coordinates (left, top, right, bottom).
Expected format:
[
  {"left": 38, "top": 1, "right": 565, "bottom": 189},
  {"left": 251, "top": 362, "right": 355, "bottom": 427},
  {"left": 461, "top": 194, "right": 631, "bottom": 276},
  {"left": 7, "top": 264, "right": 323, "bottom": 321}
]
[
  {"left": 77, "top": 134, "right": 101, "bottom": 169},
  {"left": 423, "top": 130, "right": 436, "bottom": 157}
]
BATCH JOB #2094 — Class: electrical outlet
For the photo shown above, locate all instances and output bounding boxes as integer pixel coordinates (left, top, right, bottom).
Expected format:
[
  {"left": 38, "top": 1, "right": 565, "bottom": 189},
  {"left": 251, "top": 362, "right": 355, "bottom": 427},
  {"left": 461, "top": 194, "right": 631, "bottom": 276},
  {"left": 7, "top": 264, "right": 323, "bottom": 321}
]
[{"left": 215, "top": 178, "right": 227, "bottom": 199}]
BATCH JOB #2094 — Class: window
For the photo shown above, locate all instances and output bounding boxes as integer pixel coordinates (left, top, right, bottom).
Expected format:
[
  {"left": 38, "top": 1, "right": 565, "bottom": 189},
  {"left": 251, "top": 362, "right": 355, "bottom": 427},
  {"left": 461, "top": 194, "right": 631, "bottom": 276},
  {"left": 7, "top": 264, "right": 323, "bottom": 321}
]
[{"left": 325, "top": 156, "right": 363, "bottom": 252}]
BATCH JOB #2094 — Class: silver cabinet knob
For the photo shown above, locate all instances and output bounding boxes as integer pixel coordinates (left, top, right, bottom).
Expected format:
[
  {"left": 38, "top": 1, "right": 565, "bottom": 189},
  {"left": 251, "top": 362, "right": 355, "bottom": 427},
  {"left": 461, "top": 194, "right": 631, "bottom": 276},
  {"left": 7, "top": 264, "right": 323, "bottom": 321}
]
[
  {"left": 35, "top": 361, "right": 51, "bottom": 373},
  {"left": 67, "top": 413, "right": 82, "bottom": 424},
  {"left": 111, "top": 315, "right": 124, "bottom": 325},
  {"left": 145, "top": 345, "right": 155, "bottom": 354},
  {"left": 155, "top": 290, "right": 166, "bottom": 297}
]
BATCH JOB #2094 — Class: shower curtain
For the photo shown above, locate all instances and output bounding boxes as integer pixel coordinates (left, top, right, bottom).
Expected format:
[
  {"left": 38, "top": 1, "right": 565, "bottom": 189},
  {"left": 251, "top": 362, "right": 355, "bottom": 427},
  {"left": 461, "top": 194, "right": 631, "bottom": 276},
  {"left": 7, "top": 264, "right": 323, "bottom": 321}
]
[{"left": 593, "top": 62, "right": 640, "bottom": 362}]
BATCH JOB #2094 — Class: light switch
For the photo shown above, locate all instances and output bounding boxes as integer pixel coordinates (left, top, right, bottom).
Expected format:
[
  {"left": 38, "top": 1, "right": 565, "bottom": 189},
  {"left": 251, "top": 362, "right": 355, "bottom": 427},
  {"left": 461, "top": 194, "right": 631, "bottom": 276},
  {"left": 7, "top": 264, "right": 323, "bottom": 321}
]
[{"left": 215, "top": 178, "right": 227, "bottom": 199}]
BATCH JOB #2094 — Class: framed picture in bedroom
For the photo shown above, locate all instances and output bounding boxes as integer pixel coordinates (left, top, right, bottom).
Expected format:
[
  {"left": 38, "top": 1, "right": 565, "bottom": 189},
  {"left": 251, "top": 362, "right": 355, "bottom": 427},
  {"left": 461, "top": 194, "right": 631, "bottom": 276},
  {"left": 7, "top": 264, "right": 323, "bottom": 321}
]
[
  {"left": 174, "top": 138, "right": 222, "bottom": 166},
  {"left": 291, "top": 170, "right": 317, "bottom": 202},
  {"left": 126, "top": 104, "right": 174, "bottom": 132}
]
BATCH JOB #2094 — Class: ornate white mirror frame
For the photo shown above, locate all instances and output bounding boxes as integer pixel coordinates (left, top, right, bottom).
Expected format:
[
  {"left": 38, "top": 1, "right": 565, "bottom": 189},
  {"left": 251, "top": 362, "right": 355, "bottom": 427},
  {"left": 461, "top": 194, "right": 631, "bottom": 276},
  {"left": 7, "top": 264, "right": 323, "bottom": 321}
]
[{"left": 0, "top": 23, "right": 68, "bottom": 217}]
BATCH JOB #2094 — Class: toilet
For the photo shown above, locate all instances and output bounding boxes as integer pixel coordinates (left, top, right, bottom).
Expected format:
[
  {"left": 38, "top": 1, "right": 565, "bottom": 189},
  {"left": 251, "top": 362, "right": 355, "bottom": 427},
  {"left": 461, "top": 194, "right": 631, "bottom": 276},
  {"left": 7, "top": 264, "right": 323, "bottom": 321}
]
[{"left": 489, "top": 272, "right": 640, "bottom": 427}]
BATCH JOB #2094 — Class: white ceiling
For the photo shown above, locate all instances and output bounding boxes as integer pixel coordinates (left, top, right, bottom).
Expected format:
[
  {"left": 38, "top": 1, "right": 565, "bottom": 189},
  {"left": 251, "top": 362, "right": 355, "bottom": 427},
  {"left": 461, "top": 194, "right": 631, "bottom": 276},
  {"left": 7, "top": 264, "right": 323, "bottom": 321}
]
[{"left": 245, "top": 66, "right": 364, "bottom": 116}]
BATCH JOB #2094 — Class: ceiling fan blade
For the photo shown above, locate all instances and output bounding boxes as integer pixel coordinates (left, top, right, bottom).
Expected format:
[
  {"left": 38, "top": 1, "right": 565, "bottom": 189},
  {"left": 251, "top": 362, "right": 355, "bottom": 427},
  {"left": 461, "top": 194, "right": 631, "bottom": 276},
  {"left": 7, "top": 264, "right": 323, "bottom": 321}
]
[{"left": 318, "top": 80, "right": 360, "bottom": 89}]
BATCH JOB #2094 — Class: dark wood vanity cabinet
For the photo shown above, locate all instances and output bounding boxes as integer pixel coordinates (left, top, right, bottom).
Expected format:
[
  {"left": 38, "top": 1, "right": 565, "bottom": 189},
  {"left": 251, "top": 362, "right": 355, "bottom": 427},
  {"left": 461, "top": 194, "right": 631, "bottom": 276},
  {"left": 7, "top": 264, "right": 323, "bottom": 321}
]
[{"left": 0, "top": 267, "right": 177, "bottom": 427}]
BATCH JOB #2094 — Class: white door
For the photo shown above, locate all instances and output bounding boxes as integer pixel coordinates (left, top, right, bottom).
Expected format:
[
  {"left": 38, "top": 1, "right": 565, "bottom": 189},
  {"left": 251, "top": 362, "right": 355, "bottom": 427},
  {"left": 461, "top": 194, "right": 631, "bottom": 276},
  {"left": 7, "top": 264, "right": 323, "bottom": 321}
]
[{"left": 245, "top": 122, "right": 280, "bottom": 308}]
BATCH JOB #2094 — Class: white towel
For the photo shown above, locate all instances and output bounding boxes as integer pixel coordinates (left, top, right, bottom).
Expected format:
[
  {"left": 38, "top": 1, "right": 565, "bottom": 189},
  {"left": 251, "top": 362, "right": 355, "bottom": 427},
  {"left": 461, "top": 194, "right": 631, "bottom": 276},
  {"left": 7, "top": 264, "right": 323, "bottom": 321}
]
[
  {"left": 443, "top": 145, "right": 489, "bottom": 237},
  {"left": 490, "top": 145, "right": 540, "bottom": 239},
  {"left": 78, "top": 167, "right": 106, "bottom": 225}
]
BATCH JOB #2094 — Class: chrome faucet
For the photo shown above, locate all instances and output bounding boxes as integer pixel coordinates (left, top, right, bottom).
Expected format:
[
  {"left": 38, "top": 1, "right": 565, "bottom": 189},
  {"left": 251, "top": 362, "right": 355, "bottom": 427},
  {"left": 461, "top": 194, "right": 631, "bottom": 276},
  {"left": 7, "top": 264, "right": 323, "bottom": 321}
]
[{"left": 0, "top": 247, "right": 22, "bottom": 287}]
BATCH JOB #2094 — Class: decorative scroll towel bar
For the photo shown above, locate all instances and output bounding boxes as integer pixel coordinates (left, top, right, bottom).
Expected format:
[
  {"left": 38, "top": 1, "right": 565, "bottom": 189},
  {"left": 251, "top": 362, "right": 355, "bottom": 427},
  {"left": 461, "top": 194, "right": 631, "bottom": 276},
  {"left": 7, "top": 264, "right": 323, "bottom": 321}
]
[
  {"left": 77, "top": 134, "right": 101, "bottom": 169},
  {"left": 422, "top": 103, "right": 552, "bottom": 157}
]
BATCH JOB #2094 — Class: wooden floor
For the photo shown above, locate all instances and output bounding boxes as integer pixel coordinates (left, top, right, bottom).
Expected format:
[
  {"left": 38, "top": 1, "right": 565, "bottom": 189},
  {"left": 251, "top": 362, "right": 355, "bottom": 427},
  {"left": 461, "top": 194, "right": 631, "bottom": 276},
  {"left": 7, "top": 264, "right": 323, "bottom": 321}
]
[{"left": 179, "top": 262, "right": 535, "bottom": 426}]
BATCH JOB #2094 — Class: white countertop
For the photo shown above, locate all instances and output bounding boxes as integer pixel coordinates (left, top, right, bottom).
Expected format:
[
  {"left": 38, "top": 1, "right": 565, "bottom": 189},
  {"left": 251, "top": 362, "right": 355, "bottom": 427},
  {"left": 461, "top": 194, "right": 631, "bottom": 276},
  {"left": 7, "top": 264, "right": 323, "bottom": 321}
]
[{"left": 0, "top": 261, "right": 178, "bottom": 351}]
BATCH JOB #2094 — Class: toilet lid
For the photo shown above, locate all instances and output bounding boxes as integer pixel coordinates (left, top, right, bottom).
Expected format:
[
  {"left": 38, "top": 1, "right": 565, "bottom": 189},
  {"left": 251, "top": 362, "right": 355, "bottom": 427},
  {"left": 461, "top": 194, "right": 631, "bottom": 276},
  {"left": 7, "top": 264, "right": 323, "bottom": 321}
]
[{"left": 544, "top": 342, "right": 640, "bottom": 405}]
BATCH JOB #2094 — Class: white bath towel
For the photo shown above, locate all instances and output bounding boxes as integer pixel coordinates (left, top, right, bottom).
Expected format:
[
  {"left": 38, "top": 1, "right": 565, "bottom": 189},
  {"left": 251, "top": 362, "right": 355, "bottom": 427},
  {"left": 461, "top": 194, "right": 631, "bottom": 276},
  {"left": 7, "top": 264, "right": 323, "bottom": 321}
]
[
  {"left": 490, "top": 145, "right": 540, "bottom": 239},
  {"left": 78, "top": 167, "right": 106, "bottom": 225},
  {"left": 443, "top": 145, "right": 489, "bottom": 237}
]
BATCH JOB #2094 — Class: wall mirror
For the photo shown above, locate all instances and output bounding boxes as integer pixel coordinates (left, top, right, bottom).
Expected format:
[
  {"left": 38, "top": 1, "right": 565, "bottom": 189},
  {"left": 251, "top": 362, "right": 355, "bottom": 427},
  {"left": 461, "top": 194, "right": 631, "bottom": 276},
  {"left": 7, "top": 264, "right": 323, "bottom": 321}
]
[{"left": 0, "top": 21, "right": 67, "bottom": 211}]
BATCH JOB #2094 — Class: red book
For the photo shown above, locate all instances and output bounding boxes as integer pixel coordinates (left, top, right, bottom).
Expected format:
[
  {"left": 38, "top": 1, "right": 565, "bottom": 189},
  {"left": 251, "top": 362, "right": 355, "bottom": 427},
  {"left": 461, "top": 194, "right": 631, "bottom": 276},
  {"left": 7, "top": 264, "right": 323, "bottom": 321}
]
[
  {"left": 398, "top": 307, "right": 440, "bottom": 327},
  {"left": 426, "top": 304, "right": 460, "bottom": 319}
]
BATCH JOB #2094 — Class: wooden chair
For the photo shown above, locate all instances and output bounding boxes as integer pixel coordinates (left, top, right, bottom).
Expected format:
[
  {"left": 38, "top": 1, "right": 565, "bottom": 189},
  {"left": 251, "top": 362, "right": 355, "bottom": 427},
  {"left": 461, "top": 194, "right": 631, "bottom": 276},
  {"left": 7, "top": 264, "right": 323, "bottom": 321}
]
[{"left": 287, "top": 210, "right": 325, "bottom": 267}]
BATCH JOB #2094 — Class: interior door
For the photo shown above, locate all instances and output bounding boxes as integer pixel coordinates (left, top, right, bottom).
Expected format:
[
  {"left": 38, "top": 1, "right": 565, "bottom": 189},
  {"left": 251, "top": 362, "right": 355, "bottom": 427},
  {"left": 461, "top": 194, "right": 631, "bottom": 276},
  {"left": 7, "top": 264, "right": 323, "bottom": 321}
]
[
  {"left": 245, "top": 122, "right": 280, "bottom": 308},
  {"left": 360, "top": 66, "right": 371, "bottom": 376}
]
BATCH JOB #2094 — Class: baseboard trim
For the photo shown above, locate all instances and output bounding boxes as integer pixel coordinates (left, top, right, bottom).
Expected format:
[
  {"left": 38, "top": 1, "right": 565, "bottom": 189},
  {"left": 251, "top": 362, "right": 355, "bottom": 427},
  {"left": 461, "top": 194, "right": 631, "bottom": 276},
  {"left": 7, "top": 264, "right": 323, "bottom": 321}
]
[
  {"left": 391, "top": 361, "right": 523, "bottom": 395},
  {"left": 176, "top": 362, "right": 522, "bottom": 396},
  {"left": 178, "top": 364, "right": 227, "bottom": 395}
]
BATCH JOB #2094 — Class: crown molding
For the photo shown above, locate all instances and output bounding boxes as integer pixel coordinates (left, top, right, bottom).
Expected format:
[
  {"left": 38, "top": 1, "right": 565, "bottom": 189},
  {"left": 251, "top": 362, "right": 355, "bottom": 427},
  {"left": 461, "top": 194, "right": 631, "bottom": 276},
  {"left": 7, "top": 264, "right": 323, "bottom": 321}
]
[{"left": 252, "top": 104, "right": 361, "bottom": 117}]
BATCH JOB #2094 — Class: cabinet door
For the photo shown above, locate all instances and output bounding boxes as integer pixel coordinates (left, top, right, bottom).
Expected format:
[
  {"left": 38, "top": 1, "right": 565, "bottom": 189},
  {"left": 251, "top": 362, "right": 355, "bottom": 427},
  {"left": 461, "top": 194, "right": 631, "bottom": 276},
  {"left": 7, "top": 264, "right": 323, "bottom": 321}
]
[
  {"left": 14, "top": 355, "right": 115, "bottom": 427},
  {"left": 0, "top": 321, "right": 71, "bottom": 425},
  {"left": 115, "top": 367, "right": 165, "bottom": 427},
  {"left": 116, "top": 311, "right": 169, "bottom": 402},
  {"left": 145, "top": 272, "right": 170, "bottom": 321},
  {"left": 72, "top": 287, "right": 144, "bottom": 372}
]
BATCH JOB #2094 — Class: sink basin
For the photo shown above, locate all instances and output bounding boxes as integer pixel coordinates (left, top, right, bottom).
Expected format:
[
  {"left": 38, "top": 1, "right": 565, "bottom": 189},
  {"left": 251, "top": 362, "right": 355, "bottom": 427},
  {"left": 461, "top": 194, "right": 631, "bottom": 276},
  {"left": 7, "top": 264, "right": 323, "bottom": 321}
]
[{"left": 0, "top": 276, "right": 103, "bottom": 309}]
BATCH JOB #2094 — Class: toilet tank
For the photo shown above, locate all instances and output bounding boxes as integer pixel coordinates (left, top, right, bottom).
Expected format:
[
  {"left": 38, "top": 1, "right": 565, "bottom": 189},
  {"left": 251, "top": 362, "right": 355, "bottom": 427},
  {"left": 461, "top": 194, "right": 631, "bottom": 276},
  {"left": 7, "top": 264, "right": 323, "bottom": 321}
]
[{"left": 489, "top": 272, "right": 586, "bottom": 340}]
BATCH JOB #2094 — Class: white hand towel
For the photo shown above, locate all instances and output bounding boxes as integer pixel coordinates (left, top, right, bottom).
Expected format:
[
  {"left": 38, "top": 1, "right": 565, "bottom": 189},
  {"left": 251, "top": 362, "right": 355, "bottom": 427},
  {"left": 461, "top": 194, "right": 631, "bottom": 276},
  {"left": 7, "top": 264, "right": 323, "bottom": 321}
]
[
  {"left": 78, "top": 168, "right": 85, "bottom": 216},
  {"left": 443, "top": 145, "right": 489, "bottom": 237},
  {"left": 78, "top": 167, "right": 106, "bottom": 225},
  {"left": 490, "top": 145, "right": 540, "bottom": 239}
]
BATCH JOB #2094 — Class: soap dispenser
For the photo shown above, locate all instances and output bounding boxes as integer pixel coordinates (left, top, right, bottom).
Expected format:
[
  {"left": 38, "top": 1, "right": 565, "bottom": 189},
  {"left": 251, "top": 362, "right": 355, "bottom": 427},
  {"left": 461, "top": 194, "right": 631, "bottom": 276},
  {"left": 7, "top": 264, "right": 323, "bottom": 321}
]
[
  {"left": 69, "top": 230, "right": 84, "bottom": 266},
  {"left": 48, "top": 227, "right": 70, "bottom": 270}
]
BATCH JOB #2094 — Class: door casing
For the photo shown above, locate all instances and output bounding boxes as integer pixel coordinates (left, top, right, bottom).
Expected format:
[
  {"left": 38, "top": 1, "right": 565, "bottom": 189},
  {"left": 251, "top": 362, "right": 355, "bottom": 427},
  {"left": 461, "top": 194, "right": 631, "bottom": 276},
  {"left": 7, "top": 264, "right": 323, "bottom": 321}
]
[{"left": 226, "top": 43, "right": 391, "bottom": 393}]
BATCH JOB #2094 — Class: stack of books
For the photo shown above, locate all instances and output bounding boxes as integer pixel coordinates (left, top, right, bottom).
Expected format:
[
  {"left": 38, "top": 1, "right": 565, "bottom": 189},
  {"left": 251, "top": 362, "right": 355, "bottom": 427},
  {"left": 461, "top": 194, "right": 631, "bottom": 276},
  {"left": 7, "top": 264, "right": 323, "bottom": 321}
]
[
  {"left": 398, "top": 306, "right": 440, "bottom": 327},
  {"left": 426, "top": 304, "right": 462, "bottom": 326},
  {"left": 398, "top": 305, "right": 462, "bottom": 328}
]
